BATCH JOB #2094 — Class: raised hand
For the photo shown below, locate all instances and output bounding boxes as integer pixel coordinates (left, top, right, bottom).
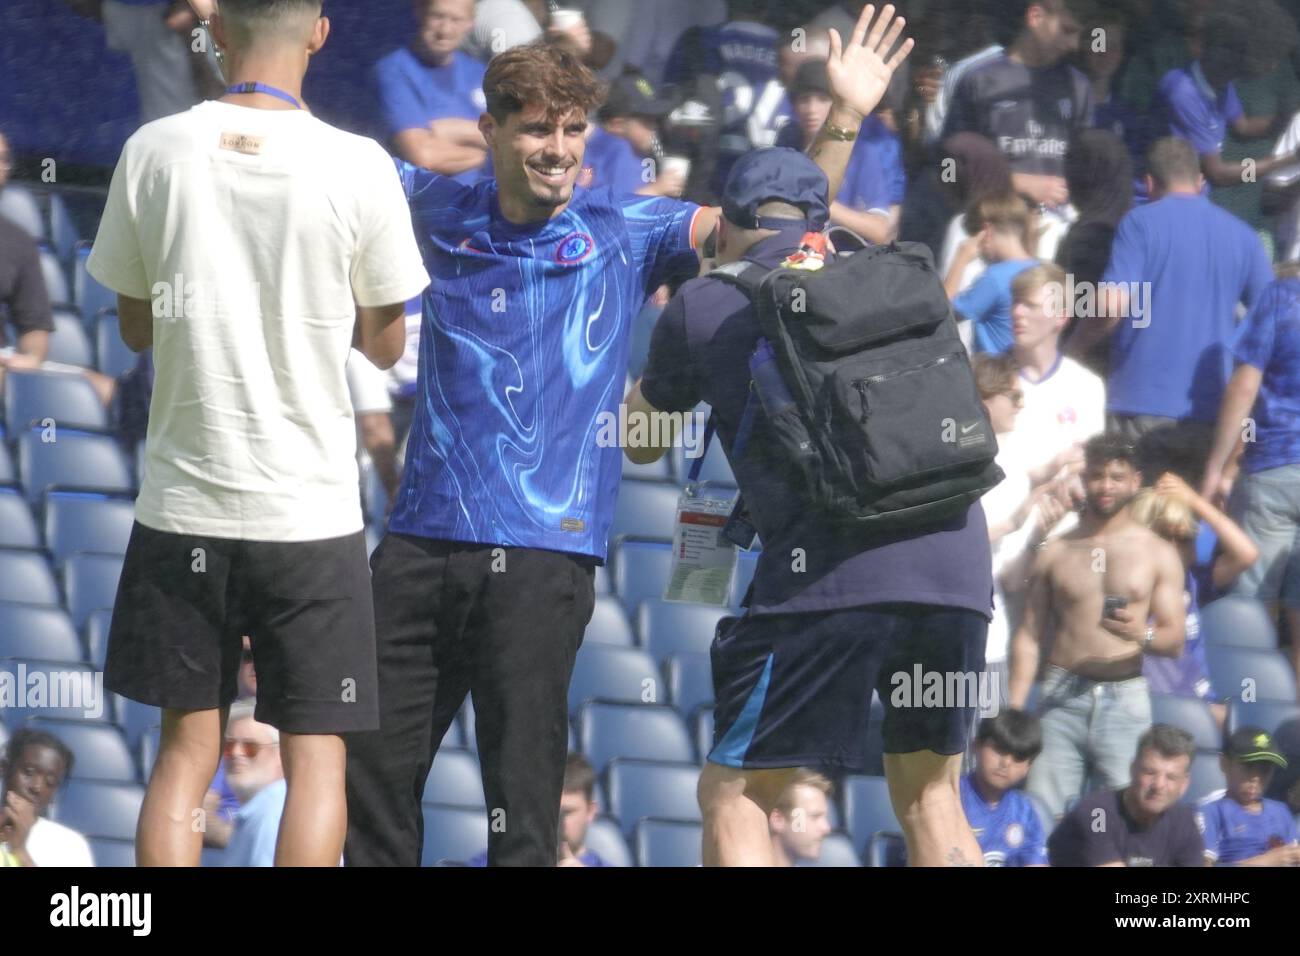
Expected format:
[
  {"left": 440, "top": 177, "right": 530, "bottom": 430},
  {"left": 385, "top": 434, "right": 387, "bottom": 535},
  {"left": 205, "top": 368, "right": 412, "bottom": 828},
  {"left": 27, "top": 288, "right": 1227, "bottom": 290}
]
[{"left": 826, "top": 4, "right": 915, "bottom": 121}]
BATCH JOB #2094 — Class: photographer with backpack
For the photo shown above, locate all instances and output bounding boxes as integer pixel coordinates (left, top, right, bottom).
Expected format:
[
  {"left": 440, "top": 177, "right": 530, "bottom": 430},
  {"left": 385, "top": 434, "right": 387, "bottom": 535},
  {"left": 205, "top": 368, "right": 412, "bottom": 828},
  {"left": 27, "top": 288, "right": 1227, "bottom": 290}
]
[{"left": 624, "top": 146, "right": 1001, "bottom": 867}]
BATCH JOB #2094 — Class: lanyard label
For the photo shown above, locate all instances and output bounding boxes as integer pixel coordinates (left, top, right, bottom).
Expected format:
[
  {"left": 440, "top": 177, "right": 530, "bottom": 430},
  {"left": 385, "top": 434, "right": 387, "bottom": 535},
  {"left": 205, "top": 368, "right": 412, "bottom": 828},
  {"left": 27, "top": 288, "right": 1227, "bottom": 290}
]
[{"left": 663, "top": 486, "right": 739, "bottom": 607}]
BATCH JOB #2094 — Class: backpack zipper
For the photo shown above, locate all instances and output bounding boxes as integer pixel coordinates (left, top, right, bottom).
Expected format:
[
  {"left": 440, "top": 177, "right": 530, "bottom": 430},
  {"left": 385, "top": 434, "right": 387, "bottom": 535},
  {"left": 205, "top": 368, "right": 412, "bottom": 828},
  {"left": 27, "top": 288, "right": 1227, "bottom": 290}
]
[{"left": 852, "top": 353, "right": 959, "bottom": 424}]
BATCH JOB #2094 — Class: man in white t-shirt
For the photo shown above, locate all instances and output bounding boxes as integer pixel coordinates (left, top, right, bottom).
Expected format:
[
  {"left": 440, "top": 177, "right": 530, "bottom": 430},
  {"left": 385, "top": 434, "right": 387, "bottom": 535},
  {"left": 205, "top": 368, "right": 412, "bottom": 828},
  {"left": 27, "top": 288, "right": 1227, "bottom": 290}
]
[
  {"left": 1, "top": 729, "right": 94, "bottom": 867},
  {"left": 86, "top": 0, "right": 430, "bottom": 867}
]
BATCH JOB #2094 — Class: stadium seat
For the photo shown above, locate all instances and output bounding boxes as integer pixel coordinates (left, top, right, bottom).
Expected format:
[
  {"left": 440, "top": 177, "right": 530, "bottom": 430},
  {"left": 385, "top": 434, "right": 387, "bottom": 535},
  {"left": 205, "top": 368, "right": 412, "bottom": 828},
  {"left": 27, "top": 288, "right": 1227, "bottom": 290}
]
[
  {"left": 48, "top": 192, "right": 78, "bottom": 264},
  {"left": 421, "top": 748, "right": 484, "bottom": 808},
  {"left": 0, "top": 605, "right": 84, "bottom": 664},
  {"left": 44, "top": 492, "right": 135, "bottom": 566},
  {"left": 420, "top": 805, "right": 488, "bottom": 866},
  {"left": 74, "top": 242, "right": 117, "bottom": 328},
  {"left": 594, "top": 564, "right": 611, "bottom": 596},
  {"left": 841, "top": 775, "right": 901, "bottom": 857},
  {"left": 63, "top": 552, "right": 124, "bottom": 630},
  {"left": 568, "top": 644, "right": 662, "bottom": 716},
  {"left": 88, "top": 838, "right": 135, "bottom": 868},
  {"left": 693, "top": 707, "right": 714, "bottom": 764},
  {"left": 634, "top": 819, "right": 702, "bottom": 867},
  {"left": 1226, "top": 699, "right": 1300, "bottom": 736},
  {"left": 665, "top": 651, "right": 714, "bottom": 718},
  {"left": 0, "top": 184, "right": 45, "bottom": 240},
  {"left": 584, "top": 596, "right": 635, "bottom": 647},
  {"left": 48, "top": 306, "right": 94, "bottom": 368},
  {"left": 1205, "top": 646, "right": 1298, "bottom": 704},
  {"left": 1185, "top": 751, "right": 1227, "bottom": 804},
  {"left": 0, "top": 489, "right": 35, "bottom": 548},
  {"left": 0, "top": 548, "right": 61, "bottom": 607},
  {"left": 604, "top": 759, "right": 701, "bottom": 839},
  {"left": 584, "top": 816, "right": 633, "bottom": 867},
  {"left": 673, "top": 435, "right": 737, "bottom": 487},
  {"left": 609, "top": 480, "right": 681, "bottom": 543},
  {"left": 114, "top": 695, "right": 160, "bottom": 749},
  {"left": 865, "top": 831, "right": 908, "bottom": 867},
  {"left": 459, "top": 697, "right": 475, "bottom": 753},
  {"left": 636, "top": 598, "right": 728, "bottom": 662},
  {"left": 95, "top": 310, "right": 136, "bottom": 380},
  {"left": 439, "top": 716, "right": 464, "bottom": 751},
  {"left": 0, "top": 442, "right": 13, "bottom": 485},
  {"left": 139, "top": 726, "right": 160, "bottom": 783},
  {"left": 863, "top": 697, "right": 886, "bottom": 777},
  {"left": 1199, "top": 596, "right": 1278, "bottom": 650},
  {"left": 39, "top": 245, "right": 70, "bottom": 304},
  {"left": 610, "top": 537, "right": 673, "bottom": 615},
  {"left": 577, "top": 702, "right": 694, "bottom": 772},
  {"left": 1151, "top": 694, "right": 1221, "bottom": 751},
  {"left": 50, "top": 780, "right": 144, "bottom": 841},
  {"left": 23, "top": 718, "right": 135, "bottom": 782},
  {"left": 797, "top": 832, "right": 862, "bottom": 867},
  {"left": 17, "top": 429, "right": 133, "bottom": 506},
  {"left": 4, "top": 369, "right": 107, "bottom": 436}
]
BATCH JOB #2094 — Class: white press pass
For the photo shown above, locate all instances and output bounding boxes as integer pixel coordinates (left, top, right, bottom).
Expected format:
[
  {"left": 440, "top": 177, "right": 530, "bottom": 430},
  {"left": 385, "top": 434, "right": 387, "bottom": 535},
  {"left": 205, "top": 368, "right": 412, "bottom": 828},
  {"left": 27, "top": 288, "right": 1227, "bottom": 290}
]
[{"left": 663, "top": 485, "right": 739, "bottom": 606}]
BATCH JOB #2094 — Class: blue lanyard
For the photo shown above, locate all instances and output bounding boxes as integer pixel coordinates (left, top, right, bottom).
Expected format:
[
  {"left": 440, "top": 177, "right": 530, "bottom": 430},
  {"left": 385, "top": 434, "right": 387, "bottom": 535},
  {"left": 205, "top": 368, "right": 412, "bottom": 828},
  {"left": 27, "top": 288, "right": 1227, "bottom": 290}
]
[{"left": 224, "top": 82, "right": 302, "bottom": 110}]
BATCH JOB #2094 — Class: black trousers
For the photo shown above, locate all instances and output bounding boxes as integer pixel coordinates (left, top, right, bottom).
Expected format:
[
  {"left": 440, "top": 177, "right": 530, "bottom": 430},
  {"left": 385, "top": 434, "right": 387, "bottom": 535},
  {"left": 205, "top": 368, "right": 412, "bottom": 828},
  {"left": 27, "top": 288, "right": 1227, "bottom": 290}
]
[{"left": 343, "top": 533, "right": 595, "bottom": 867}]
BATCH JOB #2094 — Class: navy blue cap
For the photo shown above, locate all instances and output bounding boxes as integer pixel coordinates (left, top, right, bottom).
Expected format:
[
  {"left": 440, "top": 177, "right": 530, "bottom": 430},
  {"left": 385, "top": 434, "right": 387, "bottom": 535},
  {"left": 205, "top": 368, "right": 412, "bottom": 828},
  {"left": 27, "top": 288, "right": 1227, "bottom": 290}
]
[{"left": 721, "top": 147, "right": 830, "bottom": 232}]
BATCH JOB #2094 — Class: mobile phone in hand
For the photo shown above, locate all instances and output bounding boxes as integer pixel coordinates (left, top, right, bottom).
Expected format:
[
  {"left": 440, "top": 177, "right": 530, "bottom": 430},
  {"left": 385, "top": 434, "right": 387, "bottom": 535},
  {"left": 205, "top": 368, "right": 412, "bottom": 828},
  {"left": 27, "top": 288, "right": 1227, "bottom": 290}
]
[{"left": 1103, "top": 595, "right": 1128, "bottom": 619}]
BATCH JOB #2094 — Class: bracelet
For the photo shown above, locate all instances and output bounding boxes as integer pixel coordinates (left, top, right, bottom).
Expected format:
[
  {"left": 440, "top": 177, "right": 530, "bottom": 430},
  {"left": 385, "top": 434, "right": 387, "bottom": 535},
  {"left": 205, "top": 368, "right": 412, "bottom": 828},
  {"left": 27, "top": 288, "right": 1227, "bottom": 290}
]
[{"left": 824, "top": 122, "right": 860, "bottom": 142}]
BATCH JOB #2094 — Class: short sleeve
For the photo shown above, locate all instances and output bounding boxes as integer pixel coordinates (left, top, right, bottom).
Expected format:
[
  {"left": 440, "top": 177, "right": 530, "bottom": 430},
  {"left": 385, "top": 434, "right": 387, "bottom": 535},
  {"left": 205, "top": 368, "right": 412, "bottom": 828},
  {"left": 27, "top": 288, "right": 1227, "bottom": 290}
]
[
  {"left": 7, "top": 234, "right": 53, "bottom": 334},
  {"left": 1242, "top": 236, "right": 1275, "bottom": 308},
  {"left": 1101, "top": 213, "right": 1146, "bottom": 287},
  {"left": 1163, "top": 75, "right": 1223, "bottom": 155},
  {"left": 375, "top": 54, "right": 431, "bottom": 137},
  {"left": 1282, "top": 806, "right": 1299, "bottom": 844},
  {"left": 1232, "top": 285, "right": 1279, "bottom": 371},
  {"left": 1197, "top": 801, "right": 1222, "bottom": 863},
  {"left": 640, "top": 292, "right": 701, "bottom": 413},
  {"left": 1173, "top": 807, "right": 1207, "bottom": 867},
  {"left": 1223, "top": 82, "right": 1244, "bottom": 125},
  {"left": 1018, "top": 800, "right": 1049, "bottom": 866},
  {"left": 953, "top": 269, "right": 1002, "bottom": 325},
  {"left": 619, "top": 194, "right": 701, "bottom": 293},
  {"left": 350, "top": 151, "right": 431, "bottom": 307},
  {"left": 86, "top": 143, "right": 152, "bottom": 300}
]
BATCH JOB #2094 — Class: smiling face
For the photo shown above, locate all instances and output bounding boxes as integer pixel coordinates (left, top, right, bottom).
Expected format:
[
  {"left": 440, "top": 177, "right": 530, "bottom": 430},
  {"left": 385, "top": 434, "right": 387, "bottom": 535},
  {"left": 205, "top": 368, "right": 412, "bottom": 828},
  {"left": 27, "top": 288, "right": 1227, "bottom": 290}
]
[{"left": 481, "top": 104, "right": 589, "bottom": 221}]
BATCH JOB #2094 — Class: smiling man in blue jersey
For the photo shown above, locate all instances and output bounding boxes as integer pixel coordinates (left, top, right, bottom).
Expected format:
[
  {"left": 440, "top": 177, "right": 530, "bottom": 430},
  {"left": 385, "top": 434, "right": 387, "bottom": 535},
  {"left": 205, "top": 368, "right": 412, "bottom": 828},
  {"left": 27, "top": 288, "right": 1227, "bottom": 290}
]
[
  {"left": 961, "top": 711, "right": 1049, "bottom": 866},
  {"left": 343, "top": 5, "right": 917, "bottom": 867}
]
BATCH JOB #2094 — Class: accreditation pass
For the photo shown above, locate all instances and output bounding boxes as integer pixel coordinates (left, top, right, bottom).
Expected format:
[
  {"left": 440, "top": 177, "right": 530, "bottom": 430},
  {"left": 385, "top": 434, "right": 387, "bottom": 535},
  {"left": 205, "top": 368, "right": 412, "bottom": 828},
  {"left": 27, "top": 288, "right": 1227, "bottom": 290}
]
[{"left": 664, "top": 487, "right": 739, "bottom": 606}]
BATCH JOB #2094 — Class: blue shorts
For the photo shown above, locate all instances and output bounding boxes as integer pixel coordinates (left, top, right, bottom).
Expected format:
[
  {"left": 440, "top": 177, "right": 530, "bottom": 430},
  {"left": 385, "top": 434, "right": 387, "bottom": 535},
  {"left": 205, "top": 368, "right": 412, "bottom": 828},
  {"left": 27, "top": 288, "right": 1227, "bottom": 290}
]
[{"left": 708, "top": 603, "right": 989, "bottom": 772}]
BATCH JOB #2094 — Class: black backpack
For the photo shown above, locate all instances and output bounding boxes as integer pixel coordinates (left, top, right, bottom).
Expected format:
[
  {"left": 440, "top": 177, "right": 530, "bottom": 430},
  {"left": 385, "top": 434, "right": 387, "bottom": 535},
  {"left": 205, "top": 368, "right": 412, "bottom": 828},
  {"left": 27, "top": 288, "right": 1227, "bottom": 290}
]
[{"left": 705, "top": 240, "right": 1004, "bottom": 532}]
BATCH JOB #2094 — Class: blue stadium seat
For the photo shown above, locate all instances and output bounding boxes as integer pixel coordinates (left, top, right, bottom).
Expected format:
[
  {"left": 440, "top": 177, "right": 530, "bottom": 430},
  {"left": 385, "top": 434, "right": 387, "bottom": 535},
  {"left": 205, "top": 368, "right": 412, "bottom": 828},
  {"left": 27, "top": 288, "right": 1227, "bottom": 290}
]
[
  {"left": 604, "top": 759, "right": 701, "bottom": 839},
  {"left": 48, "top": 306, "right": 94, "bottom": 368},
  {"left": 114, "top": 696, "right": 160, "bottom": 749},
  {"left": 4, "top": 369, "right": 107, "bottom": 436},
  {"left": 1226, "top": 699, "right": 1300, "bottom": 736},
  {"left": 50, "top": 780, "right": 144, "bottom": 841},
  {"left": 665, "top": 651, "right": 714, "bottom": 719},
  {"left": 0, "top": 660, "right": 103, "bottom": 723},
  {"left": 64, "top": 552, "right": 124, "bottom": 630},
  {"left": 1185, "top": 751, "right": 1227, "bottom": 804},
  {"left": 439, "top": 715, "right": 464, "bottom": 751},
  {"left": 609, "top": 480, "right": 681, "bottom": 543},
  {"left": 0, "top": 490, "right": 37, "bottom": 549},
  {"left": 1151, "top": 694, "right": 1222, "bottom": 751},
  {"left": 585, "top": 596, "right": 635, "bottom": 647},
  {"left": 568, "top": 644, "right": 662, "bottom": 716},
  {"left": 0, "top": 442, "right": 13, "bottom": 485},
  {"left": 38, "top": 245, "right": 70, "bottom": 304},
  {"left": 44, "top": 492, "right": 135, "bottom": 566},
  {"left": 48, "top": 192, "right": 78, "bottom": 264},
  {"left": 17, "top": 429, "right": 133, "bottom": 506},
  {"left": 458, "top": 697, "right": 476, "bottom": 753},
  {"left": 23, "top": 718, "right": 135, "bottom": 782},
  {"left": 139, "top": 725, "right": 160, "bottom": 783},
  {"left": 420, "top": 805, "right": 488, "bottom": 866},
  {"left": 74, "top": 242, "right": 117, "bottom": 328},
  {"left": 584, "top": 816, "right": 633, "bottom": 867},
  {"left": 634, "top": 819, "right": 702, "bottom": 867},
  {"left": 95, "top": 310, "right": 136, "bottom": 380},
  {"left": 421, "top": 748, "right": 484, "bottom": 808},
  {"left": 1205, "top": 646, "right": 1298, "bottom": 704},
  {"left": 693, "top": 707, "right": 714, "bottom": 764},
  {"left": 865, "top": 831, "right": 908, "bottom": 867},
  {"left": 636, "top": 598, "right": 728, "bottom": 662},
  {"left": 673, "top": 436, "right": 737, "bottom": 487},
  {"left": 733, "top": 548, "right": 759, "bottom": 604},
  {"left": 841, "top": 775, "right": 901, "bottom": 857},
  {"left": 577, "top": 702, "right": 694, "bottom": 772},
  {"left": 84, "top": 608, "right": 113, "bottom": 671},
  {"left": 0, "top": 184, "right": 45, "bottom": 241},
  {"left": 88, "top": 838, "right": 135, "bottom": 868},
  {"left": 594, "top": 564, "right": 611, "bottom": 596},
  {"left": 610, "top": 537, "right": 673, "bottom": 615},
  {"left": 0, "top": 605, "right": 84, "bottom": 663},
  {"left": 0, "top": 548, "right": 60, "bottom": 606},
  {"left": 797, "top": 832, "right": 862, "bottom": 867},
  {"left": 1200, "top": 596, "right": 1278, "bottom": 650}
]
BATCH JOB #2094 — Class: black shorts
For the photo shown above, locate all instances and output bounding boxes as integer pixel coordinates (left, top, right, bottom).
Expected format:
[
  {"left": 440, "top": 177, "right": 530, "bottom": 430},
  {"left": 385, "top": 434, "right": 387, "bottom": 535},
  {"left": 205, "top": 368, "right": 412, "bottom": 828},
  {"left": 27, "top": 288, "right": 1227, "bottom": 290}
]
[
  {"left": 105, "top": 521, "right": 379, "bottom": 734},
  {"left": 708, "top": 603, "right": 988, "bottom": 772}
]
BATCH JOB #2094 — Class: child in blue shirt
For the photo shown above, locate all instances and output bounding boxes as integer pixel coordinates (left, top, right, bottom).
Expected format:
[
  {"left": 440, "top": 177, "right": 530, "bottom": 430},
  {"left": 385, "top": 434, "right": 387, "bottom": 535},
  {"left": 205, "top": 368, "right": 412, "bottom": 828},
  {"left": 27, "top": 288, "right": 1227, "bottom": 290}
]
[
  {"left": 946, "top": 191, "right": 1037, "bottom": 354},
  {"left": 961, "top": 710, "right": 1049, "bottom": 866},
  {"left": 1198, "top": 727, "right": 1300, "bottom": 866}
]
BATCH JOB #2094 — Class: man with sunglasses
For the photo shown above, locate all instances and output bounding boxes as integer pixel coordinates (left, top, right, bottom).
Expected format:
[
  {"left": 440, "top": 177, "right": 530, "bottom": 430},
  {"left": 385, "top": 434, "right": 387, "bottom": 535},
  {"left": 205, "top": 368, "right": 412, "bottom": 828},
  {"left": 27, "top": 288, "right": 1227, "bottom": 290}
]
[
  {"left": 1009, "top": 433, "right": 1187, "bottom": 819},
  {"left": 222, "top": 701, "right": 285, "bottom": 868}
]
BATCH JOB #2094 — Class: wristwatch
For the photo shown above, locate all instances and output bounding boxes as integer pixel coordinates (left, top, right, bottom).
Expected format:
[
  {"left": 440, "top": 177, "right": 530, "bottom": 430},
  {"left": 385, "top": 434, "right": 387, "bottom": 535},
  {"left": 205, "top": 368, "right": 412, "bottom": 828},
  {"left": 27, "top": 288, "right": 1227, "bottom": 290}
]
[
  {"left": 1142, "top": 626, "right": 1156, "bottom": 651},
  {"left": 824, "top": 122, "right": 860, "bottom": 142}
]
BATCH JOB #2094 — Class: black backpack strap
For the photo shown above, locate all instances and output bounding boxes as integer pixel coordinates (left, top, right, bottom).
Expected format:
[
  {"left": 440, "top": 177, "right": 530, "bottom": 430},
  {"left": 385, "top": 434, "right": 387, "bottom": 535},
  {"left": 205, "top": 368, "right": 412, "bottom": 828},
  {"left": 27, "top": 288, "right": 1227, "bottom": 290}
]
[{"left": 705, "top": 260, "right": 770, "bottom": 298}]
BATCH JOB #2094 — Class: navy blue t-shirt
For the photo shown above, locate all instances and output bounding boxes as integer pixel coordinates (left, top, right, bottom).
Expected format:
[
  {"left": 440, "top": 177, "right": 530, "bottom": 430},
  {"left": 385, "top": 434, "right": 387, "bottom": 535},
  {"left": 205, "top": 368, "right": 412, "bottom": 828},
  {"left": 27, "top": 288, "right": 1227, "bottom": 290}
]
[
  {"left": 1048, "top": 787, "right": 1205, "bottom": 867},
  {"left": 639, "top": 233, "right": 994, "bottom": 618}
]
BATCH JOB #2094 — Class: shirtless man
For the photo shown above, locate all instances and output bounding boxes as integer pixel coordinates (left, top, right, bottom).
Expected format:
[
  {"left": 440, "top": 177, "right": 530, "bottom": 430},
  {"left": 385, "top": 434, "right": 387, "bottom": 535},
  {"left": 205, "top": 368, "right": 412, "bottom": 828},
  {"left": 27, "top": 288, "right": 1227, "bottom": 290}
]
[{"left": 1008, "top": 433, "right": 1186, "bottom": 819}]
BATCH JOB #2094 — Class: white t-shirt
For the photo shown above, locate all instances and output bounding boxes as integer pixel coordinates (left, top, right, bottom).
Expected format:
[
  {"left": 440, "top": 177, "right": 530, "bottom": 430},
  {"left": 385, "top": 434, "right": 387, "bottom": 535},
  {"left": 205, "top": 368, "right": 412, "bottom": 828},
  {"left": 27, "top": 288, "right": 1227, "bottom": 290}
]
[
  {"left": 1006, "top": 354, "right": 1106, "bottom": 471},
  {"left": 88, "top": 101, "right": 430, "bottom": 541},
  {"left": 1268, "top": 111, "right": 1300, "bottom": 262},
  {"left": 26, "top": 817, "right": 95, "bottom": 867}
]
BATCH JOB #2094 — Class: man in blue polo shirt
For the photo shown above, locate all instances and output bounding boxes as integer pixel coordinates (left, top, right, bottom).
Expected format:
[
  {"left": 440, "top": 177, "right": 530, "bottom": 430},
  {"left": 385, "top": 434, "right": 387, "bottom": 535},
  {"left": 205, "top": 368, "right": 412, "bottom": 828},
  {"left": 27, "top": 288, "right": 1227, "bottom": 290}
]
[
  {"left": 374, "top": 0, "right": 489, "bottom": 183},
  {"left": 1067, "top": 137, "right": 1274, "bottom": 486},
  {"left": 961, "top": 711, "right": 1049, "bottom": 866},
  {"left": 624, "top": 145, "right": 992, "bottom": 867},
  {"left": 1198, "top": 727, "right": 1300, "bottom": 866},
  {"left": 345, "top": 8, "right": 916, "bottom": 867}
]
